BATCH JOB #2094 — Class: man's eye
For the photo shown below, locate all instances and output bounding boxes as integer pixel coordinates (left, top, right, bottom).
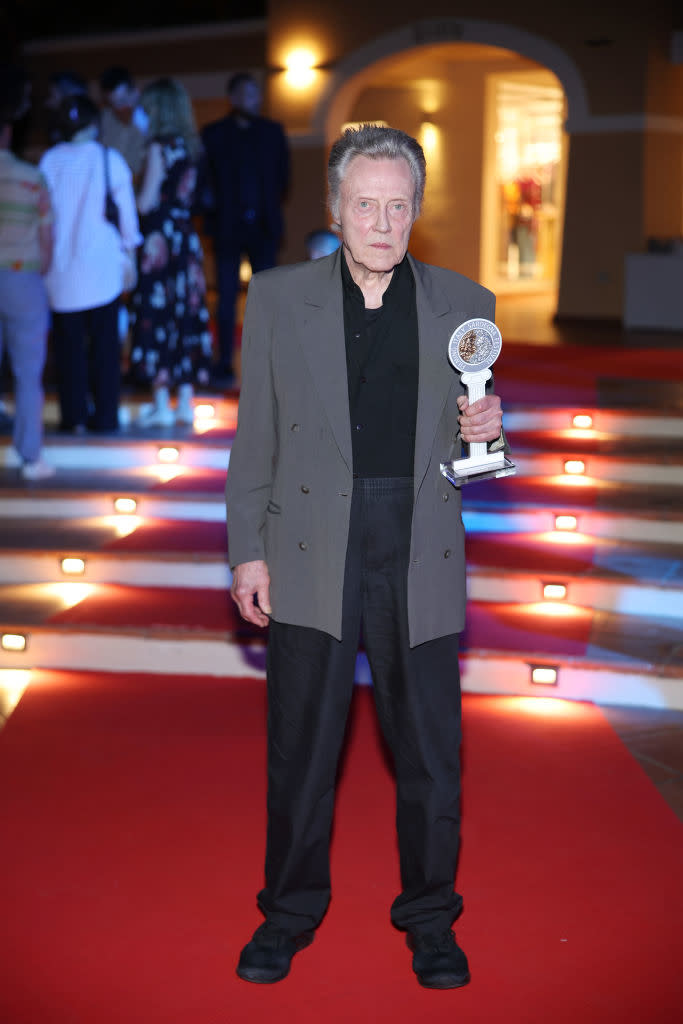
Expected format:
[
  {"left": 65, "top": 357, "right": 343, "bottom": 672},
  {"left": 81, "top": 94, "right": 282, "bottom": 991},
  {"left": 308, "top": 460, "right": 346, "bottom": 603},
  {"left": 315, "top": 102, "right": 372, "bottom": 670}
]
[{"left": 359, "top": 201, "right": 369, "bottom": 209}]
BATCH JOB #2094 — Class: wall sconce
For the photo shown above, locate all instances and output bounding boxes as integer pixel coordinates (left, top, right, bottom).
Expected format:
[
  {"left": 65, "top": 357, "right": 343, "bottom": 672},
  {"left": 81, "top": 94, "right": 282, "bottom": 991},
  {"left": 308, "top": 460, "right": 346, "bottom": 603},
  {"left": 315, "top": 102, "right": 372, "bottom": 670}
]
[
  {"left": 114, "top": 497, "right": 137, "bottom": 514},
  {"left": 564, "top": 459, "right": 585, "bottom": 476},
  {"left": 419, "top": 122, "right": 439, "bottom": 155},
  {"left": 554, "top": 514, "right": 577, "bottom": 531},
  {"left": 283, "top": 49, "right": 318, "bottom": 89},
  {"left": 61, "top": 557, "right": 85, "bottom": 576},
  {"left": 572, "top": 414, "right": 593, "bottom": 429},
  {"left": 530, "top": 665, "right": 558, "bottom": 686},
  {"left": 158, "top": 447, "right": 179, "bottom": 464},
  {"left": 1, "top": 633, "right": 27, "bottom": 653},
  {"left": 543, "top": 582, "right": 567, "bottom": 601}
]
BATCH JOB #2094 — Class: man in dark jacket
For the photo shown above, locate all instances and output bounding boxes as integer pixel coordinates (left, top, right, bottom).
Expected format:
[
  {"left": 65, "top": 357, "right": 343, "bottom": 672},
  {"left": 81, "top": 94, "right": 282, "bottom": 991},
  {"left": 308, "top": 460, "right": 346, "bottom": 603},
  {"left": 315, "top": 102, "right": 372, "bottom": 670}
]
[{"left": 201, "top": 73, "right": 290, "bottom": 385}]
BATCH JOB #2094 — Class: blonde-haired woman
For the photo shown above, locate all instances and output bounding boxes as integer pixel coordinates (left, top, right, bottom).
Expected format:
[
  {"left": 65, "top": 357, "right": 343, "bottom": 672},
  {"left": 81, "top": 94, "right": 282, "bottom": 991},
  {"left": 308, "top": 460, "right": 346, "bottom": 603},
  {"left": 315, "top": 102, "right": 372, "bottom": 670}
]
[{"left": 131, "top": 78, "right": 211, "bottom": 426}]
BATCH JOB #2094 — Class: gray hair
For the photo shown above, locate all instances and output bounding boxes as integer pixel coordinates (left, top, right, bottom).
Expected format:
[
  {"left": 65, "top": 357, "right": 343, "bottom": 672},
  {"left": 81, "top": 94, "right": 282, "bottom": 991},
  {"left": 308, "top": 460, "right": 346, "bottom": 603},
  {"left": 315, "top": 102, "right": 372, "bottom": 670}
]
[{"left": 327, "top": 124, "right": 426, "bottom": 221}]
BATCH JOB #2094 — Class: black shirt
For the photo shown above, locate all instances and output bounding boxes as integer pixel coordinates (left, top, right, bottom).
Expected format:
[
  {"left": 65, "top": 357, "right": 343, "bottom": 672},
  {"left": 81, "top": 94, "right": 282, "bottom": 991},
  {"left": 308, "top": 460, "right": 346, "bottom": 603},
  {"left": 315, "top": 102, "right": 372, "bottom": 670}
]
[{"left": 341, "top": 250, "right": 419, "bottom": 478}]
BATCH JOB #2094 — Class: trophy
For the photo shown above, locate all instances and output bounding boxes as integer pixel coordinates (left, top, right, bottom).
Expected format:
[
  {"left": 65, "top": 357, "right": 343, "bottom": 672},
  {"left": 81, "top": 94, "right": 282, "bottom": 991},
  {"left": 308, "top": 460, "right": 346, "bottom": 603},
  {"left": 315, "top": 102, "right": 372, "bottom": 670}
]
[{"left": 440, "top": 318, "right": 516, "bottom": 487}]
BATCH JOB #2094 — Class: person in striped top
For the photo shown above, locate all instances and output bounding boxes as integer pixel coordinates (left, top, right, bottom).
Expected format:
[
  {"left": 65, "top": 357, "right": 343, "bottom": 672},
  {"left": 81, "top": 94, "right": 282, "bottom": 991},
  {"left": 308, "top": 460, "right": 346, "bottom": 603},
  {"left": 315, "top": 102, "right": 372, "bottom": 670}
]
[{"left": 0, "top": 66, "right": 55, "bottom": 480}]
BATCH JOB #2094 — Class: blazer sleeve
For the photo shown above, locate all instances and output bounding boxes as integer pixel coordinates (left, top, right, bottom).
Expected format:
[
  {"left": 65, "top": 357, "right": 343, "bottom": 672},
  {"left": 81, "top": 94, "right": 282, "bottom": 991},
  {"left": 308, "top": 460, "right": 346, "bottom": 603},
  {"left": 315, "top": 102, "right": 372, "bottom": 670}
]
[{"left": 225, "top": 274, "right": 278, "bottom": 568}]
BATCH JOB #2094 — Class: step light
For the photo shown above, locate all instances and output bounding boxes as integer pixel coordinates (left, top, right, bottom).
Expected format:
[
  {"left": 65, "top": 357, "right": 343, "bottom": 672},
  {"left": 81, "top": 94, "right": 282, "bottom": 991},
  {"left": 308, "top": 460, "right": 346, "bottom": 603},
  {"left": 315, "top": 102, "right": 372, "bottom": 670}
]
[
  {"left": 0, "top": 669, "right": 31, "bottom": 715},
  {"left": 158, "top": 446, "right": 180, "bottom": 464},
  {"left": 572, "top": 414, "right": 593, "bottom": 429},
  {"left": 543, "top": 582, "right": 567, "bottom": 601},
  {"left": 530, "top": 665, "right": 558, "bottom": 686},
  {"left": 194, "top": 404, "right": 215, "bottom": 420},
  {"left": 554, "top": 514, "right": 577, "bottom": 531},
  {"left": 114, "top": 497, "right": 137, "bottom": 514},
  {"left": 564, "top": 459, "right": 585, "bottom": 476},
  {"left": 61, "top": 557, "right": 85, "bottom": 575},
  {"left": 1, "top": 633, "right": 27, "bottom": 653}
]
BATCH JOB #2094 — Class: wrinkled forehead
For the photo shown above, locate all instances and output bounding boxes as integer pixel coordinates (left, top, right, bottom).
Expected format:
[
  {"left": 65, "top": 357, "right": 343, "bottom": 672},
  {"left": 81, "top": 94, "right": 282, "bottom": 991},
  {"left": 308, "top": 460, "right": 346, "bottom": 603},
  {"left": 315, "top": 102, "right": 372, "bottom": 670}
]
[{"left": 342, "top": 155, "right": 416, "bottom": 198}]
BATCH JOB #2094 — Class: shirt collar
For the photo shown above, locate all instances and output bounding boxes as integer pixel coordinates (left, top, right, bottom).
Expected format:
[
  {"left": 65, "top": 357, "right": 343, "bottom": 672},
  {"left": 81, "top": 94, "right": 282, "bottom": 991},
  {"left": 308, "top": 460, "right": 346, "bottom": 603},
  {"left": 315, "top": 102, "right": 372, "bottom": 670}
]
[{"left": 340, "top": 246, "right": 411, "bottom": 309}]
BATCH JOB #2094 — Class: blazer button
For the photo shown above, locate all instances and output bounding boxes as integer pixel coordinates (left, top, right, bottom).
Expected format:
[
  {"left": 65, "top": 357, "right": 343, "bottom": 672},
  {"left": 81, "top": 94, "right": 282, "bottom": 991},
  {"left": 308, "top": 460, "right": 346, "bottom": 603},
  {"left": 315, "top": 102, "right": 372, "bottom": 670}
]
[
  {"left": 291, "top": 423, "right": 301, "bottom": 432},
  {"left": 444, "top": 549, "right": 451, "bottom": 558},
  {"left": 442, "top": 492, "right": 449, "bottom": 501},
  {"left": 299, "top": 541, "right": 308, "bottom": 551},
  {"left": 301, "top": 485, "right": 310, "bottom": 493}
]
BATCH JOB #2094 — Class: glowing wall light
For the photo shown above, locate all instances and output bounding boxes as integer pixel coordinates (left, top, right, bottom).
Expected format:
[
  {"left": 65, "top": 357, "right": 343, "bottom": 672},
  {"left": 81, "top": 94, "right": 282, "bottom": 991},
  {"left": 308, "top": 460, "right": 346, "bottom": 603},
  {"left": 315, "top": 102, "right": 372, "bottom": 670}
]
[
  {"left": 530, "top": 665, "right": 558, "bottom": 686},
  {"left": 1, "top": 633, "right": 27, "bottom": 652},
  {"left": 564, "top": 460, "right": 585, "bottom": 476},
  {"left": 61, "top": 557, "right": 85, "bottom": 576},
  {"left": 555, "top": 514, "right": 577, "bottom": 531},
  {"left": 543, "top": 583, "right": 567, "bottom": 601},
  {"left": 284, "top": 48, "right": 317, "bottom": 89},
  {"left": 158, "top": 447, "right": 180, "bottom": 464},
  {"left": 239, "top": 257, "right": 252, "bottom": 285},
  {"left": 420, "top": 121, "right": 439, "bottom": 155},
  {"left": 114, "top": 497, "right": 137, "bottom": 514},
  {"left": 572, "top": 414, "right": 593, "bottom": 429}
]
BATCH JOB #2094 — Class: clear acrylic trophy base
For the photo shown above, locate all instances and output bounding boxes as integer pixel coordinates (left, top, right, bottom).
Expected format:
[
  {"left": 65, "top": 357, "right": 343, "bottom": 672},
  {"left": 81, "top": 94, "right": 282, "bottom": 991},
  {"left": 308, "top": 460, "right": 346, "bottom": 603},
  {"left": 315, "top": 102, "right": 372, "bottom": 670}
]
[{"left": 440, "top": 453, "right": 516, "bottom": 488}]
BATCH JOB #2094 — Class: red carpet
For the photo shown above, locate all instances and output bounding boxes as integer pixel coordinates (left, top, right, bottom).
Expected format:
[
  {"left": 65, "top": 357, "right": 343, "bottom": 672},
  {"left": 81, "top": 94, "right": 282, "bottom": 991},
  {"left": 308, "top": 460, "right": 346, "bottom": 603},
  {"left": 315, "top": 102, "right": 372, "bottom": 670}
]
[{"left": 0, "top": 673, "right": 681, "bottom": 1023}]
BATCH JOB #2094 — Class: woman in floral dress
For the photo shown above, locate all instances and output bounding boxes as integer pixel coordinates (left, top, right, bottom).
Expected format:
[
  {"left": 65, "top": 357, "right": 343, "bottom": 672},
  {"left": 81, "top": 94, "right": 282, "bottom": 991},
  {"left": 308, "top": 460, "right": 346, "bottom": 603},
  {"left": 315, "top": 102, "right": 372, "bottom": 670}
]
[{"left": 131, "top": 78, "right": 212, "bottom": 426}]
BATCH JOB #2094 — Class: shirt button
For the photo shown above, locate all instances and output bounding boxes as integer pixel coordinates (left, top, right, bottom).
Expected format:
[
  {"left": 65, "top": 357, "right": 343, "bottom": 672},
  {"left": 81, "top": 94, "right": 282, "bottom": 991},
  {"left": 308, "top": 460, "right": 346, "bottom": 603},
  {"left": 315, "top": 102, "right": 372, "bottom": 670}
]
[
  {"left": 301, "top": 485, "right": 310, "bottom": 493},
  {"left": 291, "top": 423, "right": 301, "bottom": 432},
  {"left": 354, "top": 332, "right": 361, "bottom": 340},
  {"left": 444, "top": 549, "right": 451, "bottom": 558},
  {"left": 360, "top": 376, "right": 367, "bottom": 384},
  {"left": 355, "top": 424, "right": 363, "bottom": 431},
  {"left": 299, "top": 541, "right": 308, "bottom": 551}
]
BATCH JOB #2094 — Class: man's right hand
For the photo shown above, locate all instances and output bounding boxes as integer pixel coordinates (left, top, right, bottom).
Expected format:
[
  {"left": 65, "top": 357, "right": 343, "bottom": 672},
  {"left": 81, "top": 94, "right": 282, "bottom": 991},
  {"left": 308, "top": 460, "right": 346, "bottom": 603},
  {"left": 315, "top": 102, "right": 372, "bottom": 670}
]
[{"left": 230, "top": 559, "right": 272, "bottom": 627}]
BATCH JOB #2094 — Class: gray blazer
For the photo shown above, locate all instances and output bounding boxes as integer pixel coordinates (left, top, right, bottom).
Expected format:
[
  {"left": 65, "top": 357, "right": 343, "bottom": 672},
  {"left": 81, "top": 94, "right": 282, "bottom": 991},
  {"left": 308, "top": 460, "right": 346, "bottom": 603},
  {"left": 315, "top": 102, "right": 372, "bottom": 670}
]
[{"left": 225, "top": 247, "right": 496, "bottom": 647}]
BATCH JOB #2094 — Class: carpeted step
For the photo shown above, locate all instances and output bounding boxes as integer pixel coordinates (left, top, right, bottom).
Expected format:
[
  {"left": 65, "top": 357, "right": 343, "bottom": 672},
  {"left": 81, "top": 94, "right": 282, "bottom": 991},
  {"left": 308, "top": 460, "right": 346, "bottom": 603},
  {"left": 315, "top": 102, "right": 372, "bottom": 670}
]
[{"left": 1, "top": 583, "right": 682, "bottom": 707}]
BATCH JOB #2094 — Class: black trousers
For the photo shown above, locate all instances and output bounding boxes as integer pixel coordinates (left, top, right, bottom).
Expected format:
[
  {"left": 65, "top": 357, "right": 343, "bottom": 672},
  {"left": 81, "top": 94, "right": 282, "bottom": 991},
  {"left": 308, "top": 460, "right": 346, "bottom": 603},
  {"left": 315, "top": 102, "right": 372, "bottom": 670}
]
[
  {"left": 260, "top": 477, "right": 463, "bottom": 937},
  {"left": 51, "top": 298, "right": 120, "bottom": 432},
  {"left": 215, "top": 230, "right": 278, "bottom": 374}
]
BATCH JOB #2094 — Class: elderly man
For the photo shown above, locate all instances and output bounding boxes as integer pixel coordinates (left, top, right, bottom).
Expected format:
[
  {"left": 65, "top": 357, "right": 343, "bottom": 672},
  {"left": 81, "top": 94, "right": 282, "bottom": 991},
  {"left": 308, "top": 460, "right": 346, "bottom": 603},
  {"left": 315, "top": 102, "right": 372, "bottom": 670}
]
[{"left": 226, "top": 124, "right": 506, "bottom": 989}]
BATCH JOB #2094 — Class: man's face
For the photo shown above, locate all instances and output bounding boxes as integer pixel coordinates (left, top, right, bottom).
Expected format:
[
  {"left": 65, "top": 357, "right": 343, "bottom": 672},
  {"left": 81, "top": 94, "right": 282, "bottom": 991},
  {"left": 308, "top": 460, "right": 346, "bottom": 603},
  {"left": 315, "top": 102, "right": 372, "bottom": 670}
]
[
  {"left": 230, "top": 80, "right": 262, "bottom": 117},
  {"left": 338, "top": 155, "right": 416, "bottom": 277},
  {"left": 105, "top": 83, "right": 138, "bottom": 122}
]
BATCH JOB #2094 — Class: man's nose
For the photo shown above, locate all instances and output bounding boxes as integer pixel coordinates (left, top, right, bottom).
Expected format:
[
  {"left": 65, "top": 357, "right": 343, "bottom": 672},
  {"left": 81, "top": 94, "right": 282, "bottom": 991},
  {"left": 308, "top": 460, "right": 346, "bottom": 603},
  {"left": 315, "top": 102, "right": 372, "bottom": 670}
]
[{"left": 374, "top": 204, "right": 391, "bottom": 231}]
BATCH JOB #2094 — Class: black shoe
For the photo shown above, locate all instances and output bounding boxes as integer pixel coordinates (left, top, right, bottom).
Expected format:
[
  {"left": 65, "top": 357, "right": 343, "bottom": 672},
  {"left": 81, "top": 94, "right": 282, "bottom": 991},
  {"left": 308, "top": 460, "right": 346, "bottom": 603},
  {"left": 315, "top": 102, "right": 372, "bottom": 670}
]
[
  {"left": 407, "top": 928, "right": 470, "bottom": 989},
  {"left": 236, "top": 922, "right": 315, "bottom": 984}
]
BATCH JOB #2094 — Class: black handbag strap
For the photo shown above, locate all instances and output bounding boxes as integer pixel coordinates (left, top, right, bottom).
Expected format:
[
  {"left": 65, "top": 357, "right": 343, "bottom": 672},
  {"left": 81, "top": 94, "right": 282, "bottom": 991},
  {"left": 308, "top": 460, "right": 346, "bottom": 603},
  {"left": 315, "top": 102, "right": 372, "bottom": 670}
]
[{"left": 102, "top": 143, "right": 111, "bottom": 197}]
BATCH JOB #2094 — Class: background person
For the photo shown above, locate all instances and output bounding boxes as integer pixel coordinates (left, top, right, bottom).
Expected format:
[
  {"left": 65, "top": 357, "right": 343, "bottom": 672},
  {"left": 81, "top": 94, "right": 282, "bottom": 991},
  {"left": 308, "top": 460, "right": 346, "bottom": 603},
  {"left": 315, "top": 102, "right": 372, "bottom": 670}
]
[
  {"left": 40, "top": 94, "right": 141, "bottom": 433},
  {"left": 0, "top": 65, "right": 54, "bottom": 479},
  {"left": 99, "top": 66, "right": 146, "bottom": 182},
  {"left": 226, "top": 124, "right": 508, "bottom": 989},
  {"left": 130, "top": 77, "right": 212, "bottom": 427},
  {"left": 200, "top": 72, "right": 290, "bottom": 386},
  {"left": 44, "top": 70, "right": 88, "bottom": 144}
]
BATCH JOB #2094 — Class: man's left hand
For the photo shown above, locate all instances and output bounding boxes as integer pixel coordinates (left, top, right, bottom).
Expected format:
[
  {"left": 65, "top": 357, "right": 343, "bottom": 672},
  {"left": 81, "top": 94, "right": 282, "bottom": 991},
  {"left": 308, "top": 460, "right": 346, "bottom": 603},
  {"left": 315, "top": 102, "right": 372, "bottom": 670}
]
[{"left": 457, "top": 393, "right": 503, "bottom": 443}]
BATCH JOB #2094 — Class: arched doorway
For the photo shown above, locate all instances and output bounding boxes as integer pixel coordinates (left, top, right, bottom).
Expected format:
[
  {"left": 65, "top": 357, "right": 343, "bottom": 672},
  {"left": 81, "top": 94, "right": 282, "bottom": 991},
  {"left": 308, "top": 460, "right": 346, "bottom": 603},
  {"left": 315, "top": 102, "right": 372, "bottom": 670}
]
[{"left": 321, "top": 41, "right": 567, "bottom": 306}]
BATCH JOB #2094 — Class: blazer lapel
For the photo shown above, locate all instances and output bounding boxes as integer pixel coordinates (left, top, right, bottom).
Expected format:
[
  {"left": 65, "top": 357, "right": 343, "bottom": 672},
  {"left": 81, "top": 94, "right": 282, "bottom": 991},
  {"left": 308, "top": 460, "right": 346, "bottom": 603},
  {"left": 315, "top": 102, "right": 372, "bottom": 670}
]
[
  {"left": 297, "top": 248, "right": 353, "bottom": 472},
  {"left": 410, "top": 255, "right": 470, "bottom": 489}
]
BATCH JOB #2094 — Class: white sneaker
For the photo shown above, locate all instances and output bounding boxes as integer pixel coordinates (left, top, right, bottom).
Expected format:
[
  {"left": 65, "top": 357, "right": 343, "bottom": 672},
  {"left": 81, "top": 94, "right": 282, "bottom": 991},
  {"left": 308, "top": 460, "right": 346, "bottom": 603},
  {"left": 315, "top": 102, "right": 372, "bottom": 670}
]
[
  {"left": 175, "top": 384, "right": 195, "bottom": 425},
  {"left": 136, "top": 403, "right": 175, "bottom": 427},
  {"left": 21, "top": 459, "right": 56, "bottom": 480}
]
